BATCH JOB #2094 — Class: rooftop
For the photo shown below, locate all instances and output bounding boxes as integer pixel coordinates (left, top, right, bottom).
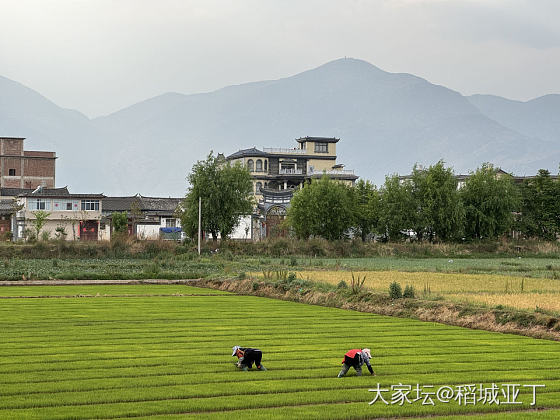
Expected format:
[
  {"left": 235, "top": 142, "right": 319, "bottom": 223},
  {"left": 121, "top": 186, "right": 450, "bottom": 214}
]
[
  {"left": 18, "top": 186, "right": 105, "bottom": 199},
  {"left": 103, "top": 195, "right": 182, "bottom": 213},
  {"left": 296, "top": 136, "right": 340, "bottom": 143},
  {"left": 226, "top": 147, "right": 267, "bottom": 160}
]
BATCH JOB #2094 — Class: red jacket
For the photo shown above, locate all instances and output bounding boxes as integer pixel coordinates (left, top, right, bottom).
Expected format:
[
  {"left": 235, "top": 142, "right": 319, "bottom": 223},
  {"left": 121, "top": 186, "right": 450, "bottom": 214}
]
[{"left": 344, "top": 349, "right": 361, "bottom": 359}]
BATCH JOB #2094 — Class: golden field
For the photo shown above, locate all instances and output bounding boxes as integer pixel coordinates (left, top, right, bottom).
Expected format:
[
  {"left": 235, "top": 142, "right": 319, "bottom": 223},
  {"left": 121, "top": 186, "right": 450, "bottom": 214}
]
[
  {"left": 294, "top": 270, "right": 560, "bottom": 294},
  {"left": 446, "top": 292, "right": 560, "bottom": 312},
  {"left": 252, "top": 270, "right": 560, "bottom": 313}
]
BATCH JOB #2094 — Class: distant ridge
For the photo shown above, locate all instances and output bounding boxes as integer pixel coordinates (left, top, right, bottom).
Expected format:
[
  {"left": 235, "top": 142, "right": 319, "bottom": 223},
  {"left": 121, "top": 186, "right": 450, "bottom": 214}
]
[{"left": 1, "top": 58, "right": 558, "bottom": 195}]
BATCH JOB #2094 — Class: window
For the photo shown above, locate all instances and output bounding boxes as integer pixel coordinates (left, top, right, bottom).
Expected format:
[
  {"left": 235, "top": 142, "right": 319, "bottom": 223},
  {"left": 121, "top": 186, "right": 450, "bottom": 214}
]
[
  {"left": 53, "top": 199, "right": 76, "bottom": 211},
  {"left": 29, "top": 199, "right": 50, "bottom": 210},
  {"left": 166, "top": 218, "right": 176, "bottom": 228},
  {"left": 264, "top": 160, "right": 268, "bottom": 171},
  {"left": 81, "top": 200, "right": 100, "bottom": 211},
  {"left": 8, "top": 169, "right": 16, "bottom": 176},
  {"left": 247, "top": 159, "right": 254, "bottom": 172},
  {"left": 314, "top": 142, "right": 328, "bottom": 153},
  {"left": 256, "top": 159, "right": 263, "bottom": 172},
  {"left": 256, "top": 182, "right": 262, "bottom": 193}
]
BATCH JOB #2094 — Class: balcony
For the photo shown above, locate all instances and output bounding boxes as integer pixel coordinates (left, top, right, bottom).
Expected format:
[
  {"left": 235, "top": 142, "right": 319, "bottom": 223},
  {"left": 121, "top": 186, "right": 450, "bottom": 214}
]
[
  {"left": 263, "top": 147, "right": 305, "bottom": 155},
  {"left": 279, "top": 168, "right": 303, "bottom": 175},
  {"left": 309, "top": 169, "right": 355, "bottom": 175}
]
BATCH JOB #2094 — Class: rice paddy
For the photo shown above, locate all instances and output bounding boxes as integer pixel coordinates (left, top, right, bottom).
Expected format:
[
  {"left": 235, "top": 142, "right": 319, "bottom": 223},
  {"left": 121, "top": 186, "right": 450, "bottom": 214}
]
[{"left": 1, "top": 284, "right": 559, "bottom": 418}]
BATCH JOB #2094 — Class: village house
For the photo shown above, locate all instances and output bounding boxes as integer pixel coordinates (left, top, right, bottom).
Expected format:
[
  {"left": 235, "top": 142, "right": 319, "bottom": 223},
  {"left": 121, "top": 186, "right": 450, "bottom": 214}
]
[
  {"left": 226, "top": 136, "right": 358, "bottom": 239},
  {"left": 101, "top": 195, "right": 183, "bottom": 240},
  {"left": 15, "top": 186, "right": 105, "bottom": 241}
]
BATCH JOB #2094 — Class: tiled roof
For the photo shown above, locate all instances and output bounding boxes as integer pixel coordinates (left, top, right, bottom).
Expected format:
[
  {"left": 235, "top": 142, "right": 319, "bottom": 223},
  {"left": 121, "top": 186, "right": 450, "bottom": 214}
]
[
  {"left": 226, "top": 147, "right": 267, "bottom": 160},
  {"left": 0, "top": 188, "right": 33, "bottom": 197},
  {"left": 103, "top": 195, "right": 182, "bottom": 213},
  {"left": 0, "top": 199, "right": 16, "bottom": 213},
  {"left": 17, "top": 186, "right": 104, "bottom": 199}
]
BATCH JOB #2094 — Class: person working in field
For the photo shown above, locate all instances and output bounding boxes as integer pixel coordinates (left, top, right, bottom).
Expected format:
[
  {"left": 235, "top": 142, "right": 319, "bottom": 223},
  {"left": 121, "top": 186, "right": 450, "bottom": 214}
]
[
  {"left": 337, "top": 348, "right": 374, "bottom": 377},
  {"left": 232, "top": 346, "right": 267, "bottom": 371}
]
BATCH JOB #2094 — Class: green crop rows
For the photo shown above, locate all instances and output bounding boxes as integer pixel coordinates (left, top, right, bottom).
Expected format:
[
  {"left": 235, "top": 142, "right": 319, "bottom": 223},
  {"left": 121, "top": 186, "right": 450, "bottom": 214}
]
[{"left": 1, "top": 285, "right": 559, "bottom": 419}]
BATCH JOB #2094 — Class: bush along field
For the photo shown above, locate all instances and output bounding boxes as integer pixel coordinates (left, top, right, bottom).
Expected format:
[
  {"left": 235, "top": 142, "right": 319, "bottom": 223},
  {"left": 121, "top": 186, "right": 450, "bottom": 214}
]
[{"left": 0, "top": 285, "right": 559, "bottom": 419}]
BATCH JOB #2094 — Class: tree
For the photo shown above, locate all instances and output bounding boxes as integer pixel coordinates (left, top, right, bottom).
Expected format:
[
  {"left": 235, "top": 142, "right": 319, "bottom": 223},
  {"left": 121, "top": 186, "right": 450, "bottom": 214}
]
[
  {"left": 288, "top": 176, "right": 355, "bottom": 240},
  {"left": 412, "top": 161, "right": 464, "bottom": 241},
  {"left": 378, "top": 174, "right": 415, "bottom": 241},
  {"left": 180, "top": 153, "right": 254, "bottom": 241},
  {"left": 112, "top": 211, "right": 129, "bottom": 234},
  {"left": 517, "top": 169, "right": 560, "bottom": 240},
  {"left": 461, "top": 164, "right": 519, "bottom": 240},
  {"left": 31, "top": 210, "right": 51, "bottom": 240},
  {"left": 353, "top": 179, "right": 381, "bottom": 241}
]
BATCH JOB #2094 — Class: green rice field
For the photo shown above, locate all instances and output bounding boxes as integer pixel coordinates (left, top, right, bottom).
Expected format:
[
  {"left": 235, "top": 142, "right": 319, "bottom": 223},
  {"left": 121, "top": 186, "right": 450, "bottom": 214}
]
[{"left": 1, "top": 284, "right": 559, "bottom": 419}]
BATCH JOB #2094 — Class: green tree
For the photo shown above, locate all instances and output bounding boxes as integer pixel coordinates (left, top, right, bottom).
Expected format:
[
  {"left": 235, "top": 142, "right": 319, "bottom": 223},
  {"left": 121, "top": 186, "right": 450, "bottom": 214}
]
[
  {"left": 180, "top": 153, "right": 254, "bottom": 241},
  {"left": 353, "top": 179, "right": 381, "bottom": 241},
  {"left": 31, "top": 210, "right": 51, "bottom": 240},
  {"left": 517, "top": 169, "right": 560, "bottom": 240},
  {"left": 461, "top": 164, "right": 519, "bottom": 240},
  {"left": 378, "top": 174, "right": 415, "bottom": 241},
  {"left": 413, "top": 161, "right": 464, "bottom": 241},
  {"left": 112, "top": 212, "right": 129, "bottom": 234},
  {"left": 288, "top": 176, "right": 355, "bottom": 240}
]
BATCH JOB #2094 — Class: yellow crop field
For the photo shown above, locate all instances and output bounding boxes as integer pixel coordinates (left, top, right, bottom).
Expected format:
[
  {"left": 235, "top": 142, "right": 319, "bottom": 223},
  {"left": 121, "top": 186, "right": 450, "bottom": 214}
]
[
  {"left": 447, "top": 292, "right": 560, "bottom": 312},
  {"left": 293, "top": 270, "right": 560, "bottom": 294}
]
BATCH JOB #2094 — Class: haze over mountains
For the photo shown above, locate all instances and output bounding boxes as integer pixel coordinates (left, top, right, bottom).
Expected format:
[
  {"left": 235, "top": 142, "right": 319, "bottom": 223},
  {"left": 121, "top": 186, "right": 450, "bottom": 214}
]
[{"left": 1, "top": 58, "right": 559, "bottom": 196}]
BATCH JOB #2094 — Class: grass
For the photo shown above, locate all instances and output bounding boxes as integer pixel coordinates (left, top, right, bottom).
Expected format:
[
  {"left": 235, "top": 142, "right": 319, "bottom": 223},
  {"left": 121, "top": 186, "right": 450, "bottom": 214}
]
[{"left": 0, "top": 285, "right": 558, "bottom": 418}]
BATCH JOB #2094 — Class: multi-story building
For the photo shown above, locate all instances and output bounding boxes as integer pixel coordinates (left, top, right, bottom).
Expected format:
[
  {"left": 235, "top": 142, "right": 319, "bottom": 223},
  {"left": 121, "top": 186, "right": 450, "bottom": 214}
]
[
  {"left": 226, "top": 136, "right": 358, "bottom": 239},
  {"left": 0, "top": 137, "right": 56, "bottom": 189}
]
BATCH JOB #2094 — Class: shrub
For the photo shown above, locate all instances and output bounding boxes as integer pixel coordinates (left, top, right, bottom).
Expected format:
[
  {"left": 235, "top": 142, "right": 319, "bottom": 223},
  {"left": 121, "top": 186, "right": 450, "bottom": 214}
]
[
  {"left": 403, "top": 285, "right": 415, "bottom": 298},
  {"left": 350, "top": 272, "right": 366, "bottom": 294},
  {"left": 389, "top": 281, "right": 403, "bottom": 299},
  {"left": 290, "top": 256, "right": 297, "bottom": 266},
  {"left": 287, "top": 272, "right": 297, "bottom": 282},
  {"left": 337, "top": 280, "right": 348, "bottom": 289}
]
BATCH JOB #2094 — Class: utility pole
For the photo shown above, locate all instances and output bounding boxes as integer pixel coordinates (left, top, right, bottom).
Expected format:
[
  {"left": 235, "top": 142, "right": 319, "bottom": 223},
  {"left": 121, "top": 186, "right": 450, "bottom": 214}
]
[{"left": 197, "top": 196, "right": 201, "bottom": 255}]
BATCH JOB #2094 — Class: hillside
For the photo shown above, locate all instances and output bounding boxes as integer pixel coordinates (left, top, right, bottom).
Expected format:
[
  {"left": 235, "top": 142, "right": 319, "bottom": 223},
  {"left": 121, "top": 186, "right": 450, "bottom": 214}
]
[{"left": 1, "top": 59, "right": 559, "bottom": 195}]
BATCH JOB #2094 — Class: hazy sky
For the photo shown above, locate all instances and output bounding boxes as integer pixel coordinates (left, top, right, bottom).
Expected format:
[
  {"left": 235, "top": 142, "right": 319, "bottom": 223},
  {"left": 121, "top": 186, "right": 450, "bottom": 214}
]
[{"left": 1, "top": 0, "right": 559, "bottom": 117}]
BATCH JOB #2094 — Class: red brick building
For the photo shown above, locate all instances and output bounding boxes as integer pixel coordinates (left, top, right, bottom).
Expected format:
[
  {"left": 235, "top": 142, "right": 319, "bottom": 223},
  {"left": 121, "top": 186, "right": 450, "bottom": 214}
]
[{"left": 0, "top": 137, "right": 56, "bottom": 189}]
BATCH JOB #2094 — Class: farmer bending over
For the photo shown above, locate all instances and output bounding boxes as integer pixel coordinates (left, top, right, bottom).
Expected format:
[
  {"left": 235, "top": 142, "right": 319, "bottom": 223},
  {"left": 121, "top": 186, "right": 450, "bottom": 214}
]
[
  {"left": 232, "top": 346, "right": 267, "bottom": 371},
  {"left": 338, "top": 348, "right": 374, "bottom": 377}
]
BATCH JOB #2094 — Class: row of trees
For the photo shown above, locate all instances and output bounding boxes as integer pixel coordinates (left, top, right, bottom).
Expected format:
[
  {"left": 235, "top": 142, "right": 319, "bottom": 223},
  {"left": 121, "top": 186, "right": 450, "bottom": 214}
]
[
  {"left": 179, "top": 153, "right": 560, "bottom": 242},
  {"left": 288, "top": 161, "right": 560, "bottom": 242}
]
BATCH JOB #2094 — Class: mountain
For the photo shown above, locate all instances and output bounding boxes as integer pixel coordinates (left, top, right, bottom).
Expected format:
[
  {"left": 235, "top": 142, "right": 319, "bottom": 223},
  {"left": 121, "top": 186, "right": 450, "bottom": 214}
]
[
  {"left": 468, "top": 94, "right": 560, "bottom": 144},
  {"left": 0, "top": 76, "right": 115, "bottom": 193},
  {"left": 1, "top": 59, "right": 559, "bottom": 195}
]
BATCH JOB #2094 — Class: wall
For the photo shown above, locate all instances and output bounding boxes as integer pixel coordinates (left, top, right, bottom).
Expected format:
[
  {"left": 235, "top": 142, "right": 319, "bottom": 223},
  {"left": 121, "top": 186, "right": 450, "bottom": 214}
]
[
  {"left": 229, "top": 215, "right": 253, "bottom": 240},
  {"left": 136, "top": 224, "right": 161, "bottom": 240}
]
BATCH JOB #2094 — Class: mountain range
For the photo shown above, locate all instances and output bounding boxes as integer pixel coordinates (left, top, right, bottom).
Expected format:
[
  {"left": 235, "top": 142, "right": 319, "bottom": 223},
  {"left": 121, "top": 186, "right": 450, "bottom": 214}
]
[{"left": 1, "top": 58, "right": 559, "bottom": 196}]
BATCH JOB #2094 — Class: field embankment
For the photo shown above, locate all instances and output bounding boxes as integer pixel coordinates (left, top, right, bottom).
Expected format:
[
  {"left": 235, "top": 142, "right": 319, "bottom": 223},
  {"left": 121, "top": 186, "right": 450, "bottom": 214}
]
[{"left": 200, "top": 278, "right": 560, "bottom": 341}]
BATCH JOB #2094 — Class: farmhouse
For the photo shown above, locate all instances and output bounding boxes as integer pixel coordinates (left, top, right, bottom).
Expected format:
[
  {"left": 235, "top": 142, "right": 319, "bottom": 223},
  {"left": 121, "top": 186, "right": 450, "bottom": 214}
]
[
  {"left": 101, "top": 195, "right": 183, "bottom": 240},
  {"left": 15, "top": 186, "right": 105, "bottom": 241},
  {"left": 226, "top": 136, "right": 358, "bottom": 239}
]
